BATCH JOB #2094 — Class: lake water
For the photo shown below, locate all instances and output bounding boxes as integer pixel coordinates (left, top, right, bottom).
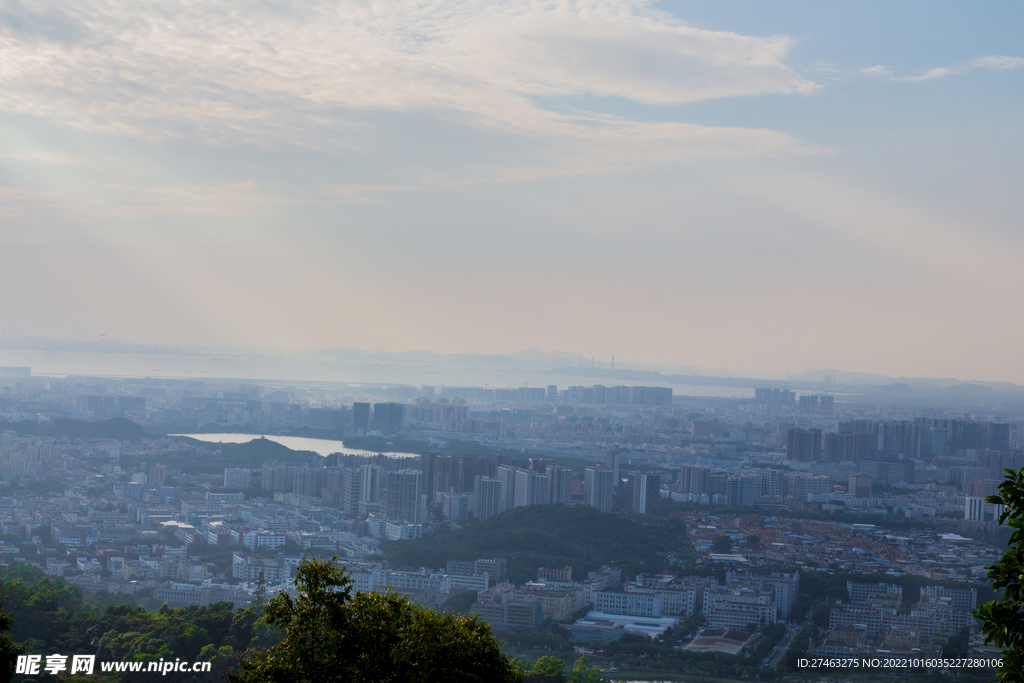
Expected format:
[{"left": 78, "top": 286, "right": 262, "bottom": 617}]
[{"left": 173, "top": 433, "right": 419, "bottom": 459}]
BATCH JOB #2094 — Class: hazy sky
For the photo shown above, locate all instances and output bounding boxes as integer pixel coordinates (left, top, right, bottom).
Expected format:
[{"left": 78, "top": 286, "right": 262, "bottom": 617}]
[{"left": 1, "top": 1, "right": 1021, "bottom": 382}]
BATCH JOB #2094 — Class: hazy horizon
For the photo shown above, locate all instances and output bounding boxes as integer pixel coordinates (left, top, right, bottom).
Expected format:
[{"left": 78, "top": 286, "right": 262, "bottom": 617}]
[
  {"left": 1, "top": 337, "right": 1022, "bottom": 391},
  {"left": 1, "top": 1, "right": 1021, "bottom": 383}
]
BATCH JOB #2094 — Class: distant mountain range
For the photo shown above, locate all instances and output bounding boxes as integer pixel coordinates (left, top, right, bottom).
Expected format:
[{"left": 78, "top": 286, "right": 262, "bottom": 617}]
[
  {"left": 2, "top": 336, "right": 1019, "bottom": 395},
  {"left": 786, "top": 368, "right": 1022, "bottom": 394}
]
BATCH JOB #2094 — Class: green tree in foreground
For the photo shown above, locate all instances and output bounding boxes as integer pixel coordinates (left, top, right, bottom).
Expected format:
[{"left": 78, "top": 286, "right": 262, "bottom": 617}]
[
  {"left": 525, "top": 655, "right": 565, "bottom": 682},
  {"left": 567, "top": 656, "right": 602, "bottom": 683},
  {"left": 973, "top": 467, "right": 1024, "bottom": 680},
  {"left": 0, "top": 595, "right": 20, "bottom": 683},
  {"left": 228, "top": 555, "right": 521, "bottom": 683}
]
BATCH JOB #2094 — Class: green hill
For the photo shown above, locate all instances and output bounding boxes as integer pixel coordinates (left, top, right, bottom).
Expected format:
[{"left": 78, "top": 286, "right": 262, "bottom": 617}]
[
  {"left": 382, "top": 504, "right": 694, "bottom": 584},
  {"left": 0, "top": 416, "right": 147, "bottom": 441},
  {"left": 145, "top": 436, "right": 322, "bottom": 474}
]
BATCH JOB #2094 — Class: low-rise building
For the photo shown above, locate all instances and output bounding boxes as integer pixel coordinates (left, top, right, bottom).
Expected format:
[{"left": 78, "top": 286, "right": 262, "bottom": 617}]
[{"left": 702, "top": 586, "right": 777, "bottom": 630}]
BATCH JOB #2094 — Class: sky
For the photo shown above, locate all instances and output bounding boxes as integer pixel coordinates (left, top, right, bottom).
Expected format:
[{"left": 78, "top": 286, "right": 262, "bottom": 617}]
[{"left": 0, "top": 0, "right": 1021, "bottom": 383}]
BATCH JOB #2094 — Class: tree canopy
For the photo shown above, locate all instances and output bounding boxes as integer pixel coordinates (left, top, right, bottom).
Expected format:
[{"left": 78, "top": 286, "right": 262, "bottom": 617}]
[
  {"left": 228, "top": 556, "right": 521, "bottom": 683},
  {"left": 973, "top": 466, "right": 1024, "bottom": 680},
  {"left": 382, "top": 504, "right": 693, "bottom": 584}
]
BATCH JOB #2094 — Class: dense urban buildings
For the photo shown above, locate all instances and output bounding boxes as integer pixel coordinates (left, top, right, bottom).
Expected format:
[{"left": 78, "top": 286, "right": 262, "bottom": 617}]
[{"left": 0, "top": 369, "right": 1018, "bottom": 665}]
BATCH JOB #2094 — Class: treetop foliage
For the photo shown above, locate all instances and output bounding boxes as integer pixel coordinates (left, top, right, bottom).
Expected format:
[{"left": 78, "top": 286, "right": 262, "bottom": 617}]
[
  {"left": 382, "top": 504, "right": 693, "bottom": 584},
  {"left": 229, "top": 555, "right": 522, "bottom": 683},
  {"left": 973, "top": 467, "right": 1024, "bottom": 681},
  {"left": 0, "top": 564, "right": 274, "bottom": 682},
  {"left": 0, "top": 417, "right": 146, "bottom": 441}
]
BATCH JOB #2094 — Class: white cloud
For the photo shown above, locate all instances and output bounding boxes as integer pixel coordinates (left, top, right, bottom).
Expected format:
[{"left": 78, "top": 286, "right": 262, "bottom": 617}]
[
  {"left": 891, "top": 66, "right": 958, "bottom": 82},
  {"left": 861, "top": 65, "right": 890, "bottom": 76},
  {"left": 970, "top": 55, "right": 1024, "bottom": 70},
  {"left": 0, "top": 151, "right": 80, "bottom": 165},
  {"left": 888, "top": 54, "right": 1023, "bottom": 82},
  {"left": 0, "top": 0, "right": 823, "bottom": 176}
]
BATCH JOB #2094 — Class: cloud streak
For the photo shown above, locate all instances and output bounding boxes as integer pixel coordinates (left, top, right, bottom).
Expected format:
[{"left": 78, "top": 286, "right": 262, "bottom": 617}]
[
  {"left": 886, "top": 54, "right": 1024, "bottom": 82},
  {"left": 0, "top": 0, "right": 823, "bottom": 177},
  {"left": 861, "top": 65, "right": 890, "bottom": 77}
]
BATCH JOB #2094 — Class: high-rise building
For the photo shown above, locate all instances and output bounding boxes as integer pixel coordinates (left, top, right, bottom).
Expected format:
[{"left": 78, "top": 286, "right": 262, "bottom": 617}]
[
  {"left": 877, "top": 422, "right": 921, "bottom": 459},
  {"left": 605, "top": 449, "right": 621, "bottom": 487},
  {"left": 628, "top": 386, "right": 673, "bottom": 406},
  {"left": 608, "top": 386, "right": 630, "bottom": 404},
  {"left": 628, "top": 472, "right": 661, "bottom": 515},
  {"left": 360, "top": 465, "right": 383, "bottom": 504},
  {"left": 430, "top": 454, "right": 458, "bottom": 495},
  {"left": 760, "top": 468, "right": 783, "bottom": 498},
  {"left": 352, "top": 402, "right": 371, "bottom": 432},
  {"left": 547, "top": 385, "right": 558, "bottom": 402},
  {"left": 305, "top": 408, "right": 347, "bottom": 431},
  {"left": 261, "top": 463, "right": 290, "bottom": 492},
  {"left": 545, "top": 464, "right": 574, "bottom": 506},
  {"left": 725, "top": 475, "right": 759, "bottom": 508},
  {"left": 459, "top": 456, "right": 481, "bottom": 492},
  {"left": 514, "top": 469, "right": 536, "bottom": 508},
  {"left": 385, "top": 469, "right": 424, "bottom": 524},
  {"left": 388, "top": 403, "right": 405, "bottom": 433},
  {"left": 786, "top": 428, "right": 822, "bottom": 462},
  {"left": 496, "top": 465, "right": 518, "bottom": 512},
  {"left": 534, "top": 473, "right": 551, "bottom": 505},
  {"left": 709, "top": 472, "right": 729, "bottom": 499},
  {"left": 823, "top": 432, "right": 875, "bottom": 462},
  {"left": 372, "top": 403, "right": 405, "bottom": 435},
  {"left": 291, "top": 466, "right": 320, "bottom": 497},
  {"left": 341, "top": 466, "right": 363, "bottom": 516},
  {"left": 839, "top": 419, "right": 873, "bottom": 434},
  {"left": 754, "top": 388, "right": 796, "bottom": 409},
  {"left": 678, "top": 464, "right": 710, "bottom": 494},
  {"left": 584, "top": 466, "right": 614, "bottom": 513},
  {"left": 988, "top": 423, "right": 1011, "bottom": 451},
  {"left": 419, "top": 452, "right": 439, "bottom": 501},
  {"left": 473, "top": 476, "right": 503, "bottom": 520}
]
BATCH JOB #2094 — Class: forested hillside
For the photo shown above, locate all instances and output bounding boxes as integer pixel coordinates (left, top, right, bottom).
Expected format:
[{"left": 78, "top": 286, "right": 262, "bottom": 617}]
[
  {"left": 0, "top": 564, "right": 279, "bottom": 682},
  {"left": 382, "top": 504, "right": 694, "bottom": 583}
]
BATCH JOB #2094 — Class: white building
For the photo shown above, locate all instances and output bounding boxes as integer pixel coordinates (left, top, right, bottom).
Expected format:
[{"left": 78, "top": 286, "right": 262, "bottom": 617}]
[
  {"left": 584, "top": 467, "right": 614, "bottom": 513},
  {"left": 384, "top": 521, "right": 423, "bottom": 541},
  {"left": 594, "top": 590, "right": 663, "bottom": 617},
  {"left": 703, "top": 587, "right": 777, "bottom": 630},
  {"left": 231, "top": 552, "right": 290, "bottom": 582},
  {"left": 624, "top": 585, "right": 699, "bottom": 617},
  {"left": 965, "top": 496, "right": 1004, "bottom": 522},
  {"left": 385, "top": 469, "right": 424, "bottom": 524},
  {"left": 242, "top": 530, "right": 287, "bottom": 551},
  {"left": 725, "top": 571, "right": 799, "bottom": 619},
  {"left": 223, "top": 468, "right": 252, "bottom": 489},
  {"left": 473, "top": 477, "right": 502, "bottom": 520}
]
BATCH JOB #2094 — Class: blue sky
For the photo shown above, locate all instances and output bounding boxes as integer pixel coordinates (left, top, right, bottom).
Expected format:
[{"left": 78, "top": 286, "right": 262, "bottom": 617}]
[{"left": 0, "top": 0, "right": 1021, "bottom": 382}]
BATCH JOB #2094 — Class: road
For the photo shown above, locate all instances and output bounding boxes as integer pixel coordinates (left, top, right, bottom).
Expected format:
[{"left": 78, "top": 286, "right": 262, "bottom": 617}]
[{"left": 766, "top": 619, "right": 808, "bottom": 669}]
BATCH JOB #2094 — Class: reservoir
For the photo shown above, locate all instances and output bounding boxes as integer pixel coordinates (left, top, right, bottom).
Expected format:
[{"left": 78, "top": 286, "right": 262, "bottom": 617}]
[{"left": 173, "top": 433, "right": 418, "bottom": 459}]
